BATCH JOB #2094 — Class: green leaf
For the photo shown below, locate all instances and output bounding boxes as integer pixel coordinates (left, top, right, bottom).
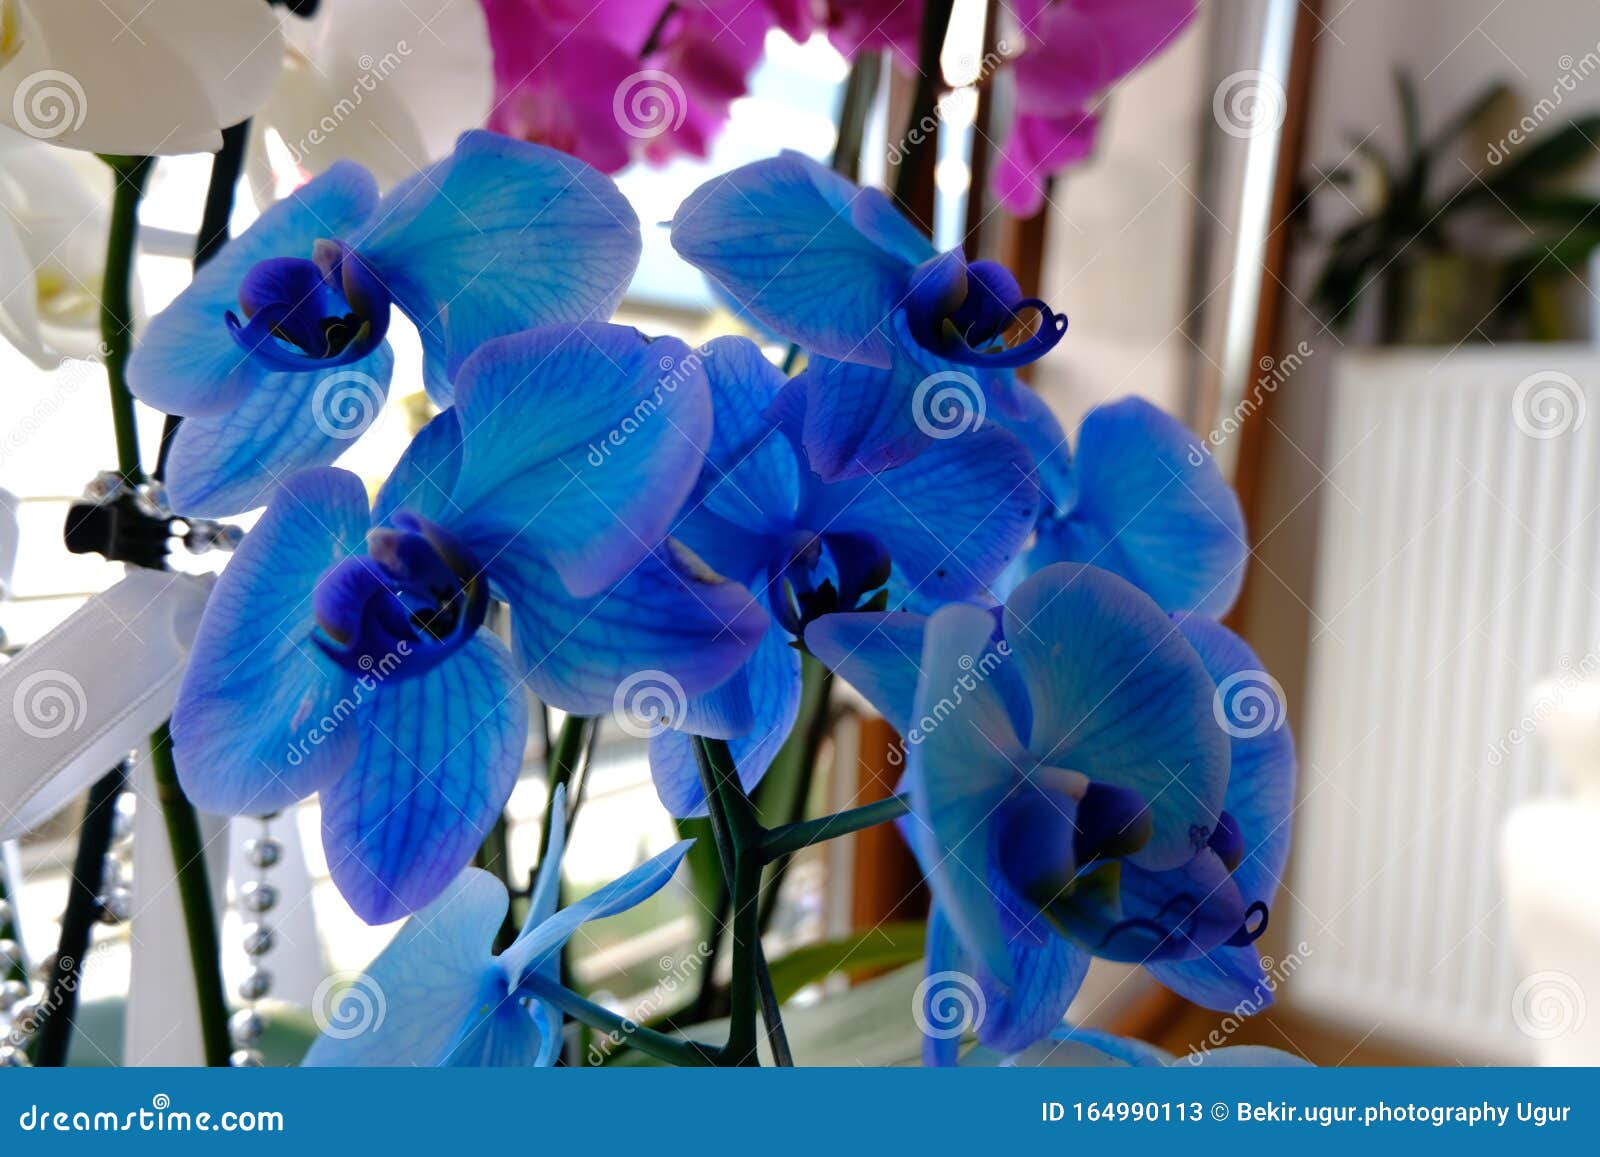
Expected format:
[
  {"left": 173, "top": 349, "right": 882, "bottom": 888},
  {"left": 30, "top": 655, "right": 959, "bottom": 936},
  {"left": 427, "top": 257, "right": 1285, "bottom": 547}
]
[{"left": 765, "top": 922, "right": 927, "bottom": 1005}]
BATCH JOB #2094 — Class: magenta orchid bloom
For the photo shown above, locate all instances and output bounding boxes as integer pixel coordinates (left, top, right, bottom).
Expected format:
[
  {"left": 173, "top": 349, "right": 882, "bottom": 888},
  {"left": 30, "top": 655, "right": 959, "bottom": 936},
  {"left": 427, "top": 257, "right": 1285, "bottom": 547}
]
[{"left": 993, "top": 0, "right": 1196, "bottom": 214}]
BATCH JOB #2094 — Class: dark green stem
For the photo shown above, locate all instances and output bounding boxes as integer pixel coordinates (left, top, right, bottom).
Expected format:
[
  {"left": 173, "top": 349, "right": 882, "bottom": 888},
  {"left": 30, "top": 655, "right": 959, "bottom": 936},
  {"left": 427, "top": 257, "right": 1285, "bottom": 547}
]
[
  {"left": 98, "top": 156, "right": 154, "bottom": 486},
  {"left": 832, "top": 53, "right": 881, "bottom": 183},
  {"left": 758, "top": 659, "right": 834, "bottom": 932},
  {"left": 520, "top": 972, "right": 720, "bottom": 1067},
  {"left": 892, "top": 0, "right": 957, "bottom": 223},
  {"left": 538, "top": 714, "right": 591, "bottom": 863},
  {"left": 692, "top": 736, "right": 789, "bottom": 1065},
  {"left": 28, "top": 765, "right": 126, "bottom": 1065},
  {"left": 150, "top": 723, "right": 231, "bottom": 1066},
  {"left": 760, "top": 794, "right": 911, "bottom": 862}
]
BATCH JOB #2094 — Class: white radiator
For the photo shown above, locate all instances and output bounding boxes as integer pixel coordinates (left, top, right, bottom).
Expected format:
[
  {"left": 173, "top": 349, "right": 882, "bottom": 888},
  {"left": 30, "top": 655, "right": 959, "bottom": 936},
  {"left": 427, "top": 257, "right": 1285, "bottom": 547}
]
[{"left": 1289, "top": 347, "right": 1599, "bottom": 1061}]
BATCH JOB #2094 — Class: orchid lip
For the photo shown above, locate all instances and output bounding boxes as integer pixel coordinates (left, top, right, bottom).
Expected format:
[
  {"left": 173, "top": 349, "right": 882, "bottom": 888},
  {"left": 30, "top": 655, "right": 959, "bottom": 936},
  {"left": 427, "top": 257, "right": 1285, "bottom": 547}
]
[
  {"left": 226, "top": 244, "right": 392, "bottom": 372},
  {"left": 311, "top": 512, "right": 487, "bottom": 680}
]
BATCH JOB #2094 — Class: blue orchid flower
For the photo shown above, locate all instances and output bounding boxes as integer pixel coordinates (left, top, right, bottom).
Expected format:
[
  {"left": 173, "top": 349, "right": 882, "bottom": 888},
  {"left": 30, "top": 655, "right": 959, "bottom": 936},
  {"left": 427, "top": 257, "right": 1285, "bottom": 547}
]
[
  {"left": 304, "top": 785, "right": 692, "bottom": 1066},
  {"left": 671, "top": 151, "right": 1068, "bottom": 481},
  {"left": 643, "top": 336, "right": 1039, "bottom": 817},
  {"left": 173, "top": 323, "right": 766, "bottom": 923},
  {"left": 1012, "top": 397, "right": 1247, "bottom": 617},
  {"left": 128, "top": 130, "right": 641, "bottom": 517},
  {"left": 807, "top": 562, "right": 1292, "bottom": 1062}
]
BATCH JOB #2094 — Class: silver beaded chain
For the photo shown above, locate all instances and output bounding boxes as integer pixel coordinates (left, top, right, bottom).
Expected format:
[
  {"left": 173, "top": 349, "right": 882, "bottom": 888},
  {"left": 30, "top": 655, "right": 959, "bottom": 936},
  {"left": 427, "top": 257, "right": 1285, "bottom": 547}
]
[
  {"left": 0, "top": 891, "right": 35, "bottom": 1067},
  {"left": 229, "top": 814, "right": 281, "bottom": 1067}
]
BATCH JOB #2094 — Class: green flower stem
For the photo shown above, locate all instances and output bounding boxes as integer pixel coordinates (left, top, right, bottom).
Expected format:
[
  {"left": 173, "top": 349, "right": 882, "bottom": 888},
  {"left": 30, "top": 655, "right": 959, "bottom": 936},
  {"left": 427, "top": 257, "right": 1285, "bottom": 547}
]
[
  {"left": 27, "top": 764, "right": 127, "bottom": 1065},
  {"left": 520, "top": 971, "right": 719, "bottom": 1067},
  {"left": 760, "top": 793, "right": 911, "bottom": 862},
  {"left": 691, "top": 736, "right": 792, "bottom": 1065},
  {"left": 96, "top": 155, "right": 154, "bottom": 486},
  {"left": 538, "top": 714, "right": 591, "bottom": 863},
  {"left": 757, "top": 658, "right": 834, "bottom": 933},
  {"left": 150, "top": 723, "right": 231, "bottom": 1067}
]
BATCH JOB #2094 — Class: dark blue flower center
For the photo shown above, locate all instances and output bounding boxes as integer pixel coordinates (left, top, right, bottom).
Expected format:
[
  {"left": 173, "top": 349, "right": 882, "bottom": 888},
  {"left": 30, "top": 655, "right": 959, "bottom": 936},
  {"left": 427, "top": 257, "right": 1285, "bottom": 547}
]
[
  {"left": 905, "top": 253, "right": 1068, "bottom": 369},
  {"left": 767, "top": 529, "right": 892, "bottom": 637},
  {"left": 312, "top": 512, "right": 487, "bottom": 679},
  {"left": 227, "top": 240, "right": 391, "bottom": 372}
]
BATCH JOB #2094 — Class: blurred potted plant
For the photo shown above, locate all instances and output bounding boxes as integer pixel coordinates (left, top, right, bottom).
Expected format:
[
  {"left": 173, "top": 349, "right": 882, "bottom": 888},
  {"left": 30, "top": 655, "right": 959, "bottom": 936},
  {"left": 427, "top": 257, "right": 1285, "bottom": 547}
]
[{"left": 1308, "top": 73, "right": 1600, "bottom": 344}]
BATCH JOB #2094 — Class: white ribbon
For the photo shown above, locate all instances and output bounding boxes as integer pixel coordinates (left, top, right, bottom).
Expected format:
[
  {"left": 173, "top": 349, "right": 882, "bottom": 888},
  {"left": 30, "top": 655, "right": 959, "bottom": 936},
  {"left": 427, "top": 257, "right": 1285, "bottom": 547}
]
[{"left": 0, "top": 569, "right": 212, "bottom": 839}]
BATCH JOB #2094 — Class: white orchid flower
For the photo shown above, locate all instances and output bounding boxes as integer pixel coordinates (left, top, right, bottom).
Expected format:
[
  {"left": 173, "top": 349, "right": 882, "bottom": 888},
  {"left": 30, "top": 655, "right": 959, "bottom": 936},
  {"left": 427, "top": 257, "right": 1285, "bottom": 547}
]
[
  {"left": 0, "top": 0, "right": 282, "bottom": 156},
  {"left": 0, "top": 128, "right": 116, "bottom": 368},
  {"left": 252, "top": 0, "right": 492, "bottom": 198}
]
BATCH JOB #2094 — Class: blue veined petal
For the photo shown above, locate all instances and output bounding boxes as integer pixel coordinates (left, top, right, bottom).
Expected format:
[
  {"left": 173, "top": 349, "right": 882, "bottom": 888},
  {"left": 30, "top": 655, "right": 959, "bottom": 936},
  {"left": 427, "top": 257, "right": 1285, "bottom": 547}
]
[
  {"left": 1082, "top": 852, "right": 1249, "bottom": 963},
  {"left": 525, "top": 783, "right": 569, "bottom": 933},
  {"left": 489, "top": 538, "right": 767, "bottom": 719},
  {"left": 1173, "top": 615, "right": 1296, "bottom": 910},
  {"left": 987, "top": 378, "right": 1076, "bottom": 517},
  {"left": 1148, "top": 943, "right": 1273, "bottom": 1013},
  {"left": 438, "top": 971, "right": 544, "bottom": 1068},
  {"left": 670, "top": 151, "right": 928, "bottom": 368},
  {"left": 498, "top": 840, "right": 694, "bottom": 986},
  {"left": 446, "top": 325, "right": 711, "bottom": 599},
  {"left": 321, "top": 632, "right": 528, "bottom": 924},
  {"left": 647, "top": 619, "right": 802, "bottom": 817},
  {"left": 1039, "top": 397, "right": 1246, "bottom": 617},
  {"left": 808, "top": 422, "right": 1039, "bottom": 606},
  {"left": 1002, "top": 564, "right": 1228, "bottom": 871},
  {"left": 172, "top": 468, "right": 370, "bottom": 816},
  {"left": 128, "top": 162, "right": 381, "bottom": 418},
  {"left": 904, "top": 603, "right": 1027, "bottom": 988},
  {"left": 163, "top": 345, "right": 395, "bottom": 518},
  {"left": 921, "top": 904, "right": 969, "bottom": 1067},
  {"left": 302, "top": 868, "right": 505, "bottom": 1066},
  {"left": 373, "top": 409, "right": 464, "bottom": 528},
  {"left": 354, "top": 132, "right": 641, "bottom": 403},
  {"left": 685, "top": 336, "right": 802, "bottom": 538},
  {"left": 803, "top": 611, "right": 928, "bottom": 735},
  {"left": 797, "top": 312, "right": 977, "bottom": 481}
]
